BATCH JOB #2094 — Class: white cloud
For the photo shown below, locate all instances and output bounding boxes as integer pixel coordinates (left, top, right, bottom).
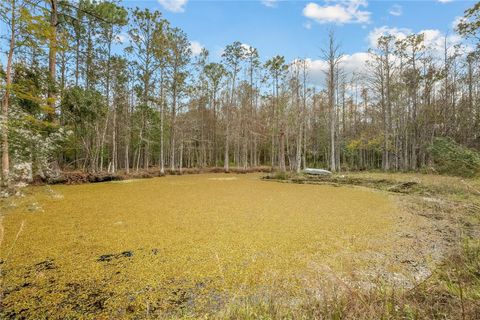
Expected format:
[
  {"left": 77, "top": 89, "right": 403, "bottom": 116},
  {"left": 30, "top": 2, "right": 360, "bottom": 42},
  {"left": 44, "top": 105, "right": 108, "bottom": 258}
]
[
  {"left": 116, "top": 33, "right": 128, "bottom": 44},
  {"left": 305, "top": 59, "right": 328, "bottom": 85},
  {"left": 303, "top": 21, "right": 312, "bottom": 30},
  {"left": 368, "top": 26, "right": 464, "bottom": 56},
  {"left": 303, "top": 0, "right": 371, "bottom": 25},
  {"left": 389, "top": 4, "right": 402, "bottom": 16},
  {"left": 190, "top": 41, "right": 204, "bottom": 56},
  {"left": 422, "top": 29, "right": 462, "bottom": 53},
  {"left": 261, "top": 0, "right": 278, "bottom": 8},
  {"left": 451, "top": 16, "right": 466, "bottom": 30},
  {"left": 367, "top": 26, "right": 410, "bottom": 47},
  {"left": 241, "top": 43, "right": 253, "bottom": 51},
  {"left": 305, "top": 52, "right": 370, "bottom": 85},
  {"left": 438, "top": 0, "right": 453, "bottom": 3},
  {"left": 342, "top": 52, "right": 371, "bottom": 74},
  {"left": 158, "top": 0, "right": 188, "bottom": 13}
]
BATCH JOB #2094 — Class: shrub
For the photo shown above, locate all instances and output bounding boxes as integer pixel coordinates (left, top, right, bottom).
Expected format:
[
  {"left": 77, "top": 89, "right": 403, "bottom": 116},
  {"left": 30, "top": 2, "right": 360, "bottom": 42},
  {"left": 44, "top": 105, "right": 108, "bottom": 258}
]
[{"left": 428, "top": 137, "right": 480, "bottom": 178}]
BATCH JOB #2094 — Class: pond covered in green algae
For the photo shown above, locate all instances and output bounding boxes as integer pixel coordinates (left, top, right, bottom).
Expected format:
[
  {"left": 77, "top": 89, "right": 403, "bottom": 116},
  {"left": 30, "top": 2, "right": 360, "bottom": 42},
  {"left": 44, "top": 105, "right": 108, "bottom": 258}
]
[{"left": 0, "top": 173, "right": 429, "bottom": 318}]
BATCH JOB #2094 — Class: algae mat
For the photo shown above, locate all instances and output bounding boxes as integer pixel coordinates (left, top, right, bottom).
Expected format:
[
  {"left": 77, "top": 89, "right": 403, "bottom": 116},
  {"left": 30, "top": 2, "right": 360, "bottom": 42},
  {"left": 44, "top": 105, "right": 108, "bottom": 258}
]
[{"left": 1, "top": 174, "right": 419, "bottom": 318}]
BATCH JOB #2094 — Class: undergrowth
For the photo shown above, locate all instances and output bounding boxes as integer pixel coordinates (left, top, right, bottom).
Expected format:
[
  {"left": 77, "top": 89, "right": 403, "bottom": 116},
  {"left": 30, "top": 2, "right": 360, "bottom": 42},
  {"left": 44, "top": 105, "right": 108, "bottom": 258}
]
[
  {"left": 428, "top": 137, "right": 480, "bottom": 178},
  {"left": 218, "top": 239, "right": 480, "bottom": 319}
]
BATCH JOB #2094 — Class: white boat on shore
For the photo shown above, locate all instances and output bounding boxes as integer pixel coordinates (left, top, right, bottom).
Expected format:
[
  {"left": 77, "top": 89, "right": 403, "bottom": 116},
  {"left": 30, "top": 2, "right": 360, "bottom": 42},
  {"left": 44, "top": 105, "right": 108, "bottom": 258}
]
[{"left": 303, "top": 168, "right": 332, "bottom": 176}]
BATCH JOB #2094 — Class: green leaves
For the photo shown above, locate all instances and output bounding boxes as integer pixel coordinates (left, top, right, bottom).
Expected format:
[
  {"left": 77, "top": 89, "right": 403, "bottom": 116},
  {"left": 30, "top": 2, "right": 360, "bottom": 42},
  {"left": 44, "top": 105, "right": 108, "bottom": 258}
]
[
  {"left": 428, "top": 137, "right": 480, "bottom": 178},
  {"left": 264, "top": 55, "right": 288, "bottom": 78},
  {"left": 204, "top": 63, "right": 226, "bottom": 89},
  {"left": 457, "top": 2, "right": 480, "bottom": 55},
  {"left": 95, "top": 1, "right": 128, "bottom": 27}
]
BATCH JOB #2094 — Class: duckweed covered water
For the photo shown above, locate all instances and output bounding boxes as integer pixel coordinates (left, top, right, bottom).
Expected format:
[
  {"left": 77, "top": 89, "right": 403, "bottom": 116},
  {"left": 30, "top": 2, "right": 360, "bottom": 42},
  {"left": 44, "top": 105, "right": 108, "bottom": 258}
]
[{"left": 1, "top": 174, "right": 428, "bottom": 318}]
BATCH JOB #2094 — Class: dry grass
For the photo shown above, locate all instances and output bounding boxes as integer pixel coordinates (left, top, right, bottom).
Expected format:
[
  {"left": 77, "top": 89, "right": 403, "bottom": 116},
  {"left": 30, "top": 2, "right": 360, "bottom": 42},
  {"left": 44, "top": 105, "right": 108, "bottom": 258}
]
[{"left": 345, "top": 171, "right": 480, "bottom": 198}]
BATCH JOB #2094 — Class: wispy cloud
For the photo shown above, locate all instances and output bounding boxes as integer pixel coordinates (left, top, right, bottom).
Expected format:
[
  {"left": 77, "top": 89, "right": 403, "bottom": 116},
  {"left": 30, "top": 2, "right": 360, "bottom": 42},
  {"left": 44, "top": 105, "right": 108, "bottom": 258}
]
[
  {"left": 389, "top": 4, "right": 402, "bottom": 16},
  {"left": 303, "top": 21, "right": 312, "bottom": 30},
  {"left": 261, "top": 0, "right": 278, "bottom": 8},
  {"left": 303, "top": 0, "right": 371, "bottom": 25},
  {"left": 158, "top": 0, "right": 188, "bottom": 13}
]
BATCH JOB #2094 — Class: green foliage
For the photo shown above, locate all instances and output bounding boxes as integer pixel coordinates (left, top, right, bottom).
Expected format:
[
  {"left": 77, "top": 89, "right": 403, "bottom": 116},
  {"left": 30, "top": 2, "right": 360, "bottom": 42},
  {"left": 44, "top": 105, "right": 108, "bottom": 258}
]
[
  {"left": 271, "top": 170, "right": 289, "bottom": 180},
  {"left": 428, "top": 137, "right": 480, "bottom": 177},
  {"left": 9, "top": 107, "right": 71, "bottom": 180},
  {"left": 457, "top": 2, "right": 480, "bottom": 41},
  {"left": 12, "top": 63, "right": 45, "bottom": 114},
  {"left": 6, "top": 60, "right": 68, "bottom": 182},
  {"left": 61, "top": 86, "right": 107, "bottom": 123},
  {"left": 204, "top": 62, "right": 226, "bottom": 90}
]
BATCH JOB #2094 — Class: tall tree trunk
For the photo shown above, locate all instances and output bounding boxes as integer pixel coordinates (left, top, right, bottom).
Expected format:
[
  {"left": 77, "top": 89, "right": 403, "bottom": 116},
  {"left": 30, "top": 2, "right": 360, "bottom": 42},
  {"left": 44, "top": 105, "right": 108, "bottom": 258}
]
[
  {"left": 1, "top": 0, "right": 16, "bottom": 187},
  {"left": 170, "top": 85, "right": 177, "bottom": 172},
  {"left": 48, "top": 0, "right": 58, "bottom": 120},
  {"left": 279, "top": 129, "right": 286, "bottom": 172},
  {"left": 325, "top": 31, "right": 340, "bottom": 172},
  {"left": 112, "top": 107, "right": 117, "bottom": 173},
  {"left": 225, "top": 73, "right": 237, "bottom": 173},
  {"left": 179, "top": 138, "right": 183, "bottom": 174},
  {"left": 329, "top": 70, "right": 336, "bottom": 172},
  {"left": 213, "top": 89, "right": 217, "bottom": 167},
  {"left": 106, "top": 32, "right": 114, "bottom": 172}
]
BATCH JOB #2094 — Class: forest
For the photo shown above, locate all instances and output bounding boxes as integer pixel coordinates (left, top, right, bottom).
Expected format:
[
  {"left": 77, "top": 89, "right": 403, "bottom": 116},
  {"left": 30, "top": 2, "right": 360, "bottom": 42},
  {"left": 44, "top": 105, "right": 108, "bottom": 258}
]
[
  {"left": 1, "top": 2, "right": 480, "bottom": 318},
  {"left": 0, "top": 0, "right": 479, "bottom": 188}
]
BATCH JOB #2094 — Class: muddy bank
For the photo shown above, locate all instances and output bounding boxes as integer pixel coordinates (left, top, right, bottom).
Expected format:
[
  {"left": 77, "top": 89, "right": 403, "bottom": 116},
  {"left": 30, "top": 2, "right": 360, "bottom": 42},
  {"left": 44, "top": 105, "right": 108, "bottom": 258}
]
[
  {"left": 39, "top": 166, "right": 272, "bottom": 185},
  {"left": 263, "top": 173, "right": 425, "bottom": 193},
  {"left": 263, "top": 171, "right": 480, "bottom": 199}
]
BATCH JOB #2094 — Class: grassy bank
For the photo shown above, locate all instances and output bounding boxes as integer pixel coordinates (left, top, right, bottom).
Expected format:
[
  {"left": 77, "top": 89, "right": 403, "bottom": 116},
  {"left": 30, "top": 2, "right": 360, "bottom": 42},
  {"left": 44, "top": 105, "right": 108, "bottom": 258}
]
[{"left": 258, "top": 171, "right": 480, "bottom": 319}]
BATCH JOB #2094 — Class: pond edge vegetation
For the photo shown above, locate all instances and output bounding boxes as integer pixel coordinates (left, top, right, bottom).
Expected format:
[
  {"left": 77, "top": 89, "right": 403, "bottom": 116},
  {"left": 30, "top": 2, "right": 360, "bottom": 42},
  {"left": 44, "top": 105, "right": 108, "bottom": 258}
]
[{"left": 254, "top": 171, "right": 480, "bottom": 320}]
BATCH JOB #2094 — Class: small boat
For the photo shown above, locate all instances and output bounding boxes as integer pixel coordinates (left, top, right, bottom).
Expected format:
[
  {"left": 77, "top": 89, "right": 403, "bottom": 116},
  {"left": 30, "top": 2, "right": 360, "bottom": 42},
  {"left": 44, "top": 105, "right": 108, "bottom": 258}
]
[{"left": 304, "top": 168, "right": 332, "bottom": 176}]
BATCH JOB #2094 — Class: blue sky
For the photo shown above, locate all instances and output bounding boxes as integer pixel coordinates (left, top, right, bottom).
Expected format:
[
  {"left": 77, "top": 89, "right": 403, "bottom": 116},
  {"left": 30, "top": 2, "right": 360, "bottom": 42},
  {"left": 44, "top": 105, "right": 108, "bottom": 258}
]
[
  {"left": 1, "top": 0, "right": 474, "bottom": 85},
  {"left": 121, "top": 0, "right": 476, "bottom": 62}
]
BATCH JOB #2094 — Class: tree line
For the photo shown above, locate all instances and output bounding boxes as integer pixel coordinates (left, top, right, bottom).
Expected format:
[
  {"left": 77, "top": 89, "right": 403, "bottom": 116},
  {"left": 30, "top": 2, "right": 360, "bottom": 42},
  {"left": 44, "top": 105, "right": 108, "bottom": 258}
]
[{"left": 1, "top": 0, "right": 479, "bottom": 186}]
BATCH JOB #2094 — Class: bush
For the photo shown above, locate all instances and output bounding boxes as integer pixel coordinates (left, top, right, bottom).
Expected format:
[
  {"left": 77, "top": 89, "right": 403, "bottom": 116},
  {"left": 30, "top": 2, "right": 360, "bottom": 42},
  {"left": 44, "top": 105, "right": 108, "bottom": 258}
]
[{"left": 428, "top": 137, "right": 480, "bottom": 178}]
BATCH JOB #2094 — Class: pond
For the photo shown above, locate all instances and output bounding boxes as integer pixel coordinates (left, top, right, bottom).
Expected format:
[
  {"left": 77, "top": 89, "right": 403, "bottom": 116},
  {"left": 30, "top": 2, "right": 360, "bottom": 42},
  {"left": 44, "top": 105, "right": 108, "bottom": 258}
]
[{"left": 0, "top": 173, "right": 428, "bottom": 318}]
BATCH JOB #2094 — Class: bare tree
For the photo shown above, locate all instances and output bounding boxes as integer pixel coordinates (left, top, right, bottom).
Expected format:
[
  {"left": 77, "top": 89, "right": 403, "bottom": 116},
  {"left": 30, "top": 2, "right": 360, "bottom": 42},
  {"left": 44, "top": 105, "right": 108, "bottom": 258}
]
[{"left": 322, "top": 30, "right": 343, "bottom": 172}]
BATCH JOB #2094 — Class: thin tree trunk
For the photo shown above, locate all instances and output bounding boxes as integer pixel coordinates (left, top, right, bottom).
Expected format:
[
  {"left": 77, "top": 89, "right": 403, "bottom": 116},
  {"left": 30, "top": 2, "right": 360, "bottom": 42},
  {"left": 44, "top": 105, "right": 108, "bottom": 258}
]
[{"left": 160, "top": 71, "right": 165, "bottom": 175}]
